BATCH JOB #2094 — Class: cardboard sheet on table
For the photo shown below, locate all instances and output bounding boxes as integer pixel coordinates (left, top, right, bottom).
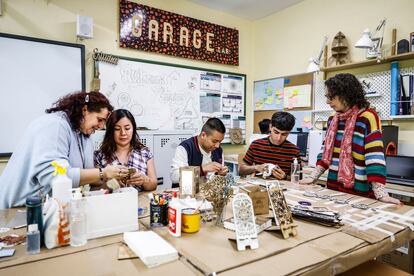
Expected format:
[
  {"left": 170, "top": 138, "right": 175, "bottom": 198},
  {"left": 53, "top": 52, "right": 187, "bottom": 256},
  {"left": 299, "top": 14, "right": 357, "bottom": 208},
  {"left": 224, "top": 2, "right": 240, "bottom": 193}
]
[
  {"left": 138, "top": 185, "right": 414, "bottom": 274},
  {"left": 147, "top": 216, "right": 341, "bottom": 275},
  {"left": 0, "top": 243, "right": 200, "bottom": 276},
  {"left": 298, "top": 229, "right": 414, "bottom": 276},
  {"left": 0, "top": 209, "right": 124, "bottom": 268},
  {"left": 118, "top": 243, "right": 138, "bottom": 260},
  {"left": 0, "top": 233, "right": 123, "bottom": 268},
  {"left": 221, "top": 232, "right": 364, "bottom": 276},
  {"left": 341, "top": 203, "right": 414, "bottom": 244}
]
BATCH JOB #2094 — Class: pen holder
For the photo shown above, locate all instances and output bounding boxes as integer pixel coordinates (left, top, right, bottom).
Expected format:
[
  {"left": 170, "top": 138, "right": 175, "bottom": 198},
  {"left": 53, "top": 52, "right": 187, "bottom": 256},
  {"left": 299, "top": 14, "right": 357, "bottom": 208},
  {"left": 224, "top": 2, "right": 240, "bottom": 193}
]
[{"left": 150, "top": 202, "right": 168, "bottom": 227}]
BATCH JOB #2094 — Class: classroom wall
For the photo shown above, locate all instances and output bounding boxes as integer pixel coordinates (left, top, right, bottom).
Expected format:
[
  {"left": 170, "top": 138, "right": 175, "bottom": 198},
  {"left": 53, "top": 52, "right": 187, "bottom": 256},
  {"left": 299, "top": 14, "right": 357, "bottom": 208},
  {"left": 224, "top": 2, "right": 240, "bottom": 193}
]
[
  {"left": 252, "top": 0, "right": 414, "bottom": 150},
  {"left": 1, "top": 0, "right": 414, "bottom": 172},
  {"left": 0, "top": 0, "right": 254, "bottom": 169}
]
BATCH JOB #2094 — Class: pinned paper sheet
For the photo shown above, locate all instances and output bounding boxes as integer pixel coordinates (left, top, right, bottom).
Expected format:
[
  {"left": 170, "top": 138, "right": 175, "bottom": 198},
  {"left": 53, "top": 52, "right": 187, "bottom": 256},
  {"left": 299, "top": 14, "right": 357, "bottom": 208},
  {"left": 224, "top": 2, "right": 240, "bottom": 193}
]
[
  {"left": 254, "top": 78, "right": 284, "bottom": 111},
  {"left": 283, "top": 84, "right": 312, "bottom": 108},
  {"left": 289, "top": 111, "right": 313, "bottom": 132}
]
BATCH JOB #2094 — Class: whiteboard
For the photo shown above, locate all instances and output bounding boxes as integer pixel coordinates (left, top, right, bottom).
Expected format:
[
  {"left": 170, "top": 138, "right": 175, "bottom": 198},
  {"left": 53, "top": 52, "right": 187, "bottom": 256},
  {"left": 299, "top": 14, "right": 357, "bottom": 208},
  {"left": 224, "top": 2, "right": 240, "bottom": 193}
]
[
  {"left": 98, "top": 57, "right": 246, "bottom": 143},
  {"left": 0, "top": 33, "right": 85, "bottom": 155}
]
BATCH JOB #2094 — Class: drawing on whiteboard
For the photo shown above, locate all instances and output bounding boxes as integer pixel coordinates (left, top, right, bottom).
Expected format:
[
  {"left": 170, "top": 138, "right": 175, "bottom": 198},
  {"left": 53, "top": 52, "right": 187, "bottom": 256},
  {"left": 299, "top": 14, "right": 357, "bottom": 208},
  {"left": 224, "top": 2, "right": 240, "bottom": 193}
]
[
  {"left": 174, "top": 97, "right": 200, "bottom": 130},
  {"left": 130, "top": 103, "right": 144, "bottom": 116},
  {"left": 118, "top": 92, "right": 131, "bottom": 107},
  {"left": 104, "top": 82, "right": 117, "bottom": 98},
  {"left": 187, "top": 76, "right": 197, "bottom": 90},
  {"left": 98, "top": 59, "right": 242, "bottom": 134}
]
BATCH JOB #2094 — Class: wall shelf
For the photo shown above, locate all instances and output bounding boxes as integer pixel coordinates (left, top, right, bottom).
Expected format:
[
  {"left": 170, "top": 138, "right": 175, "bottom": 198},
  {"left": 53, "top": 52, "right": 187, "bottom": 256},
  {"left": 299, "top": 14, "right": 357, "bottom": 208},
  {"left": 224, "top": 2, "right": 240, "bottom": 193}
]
[
  {"left": 365, "top": 93, "right": 381, "bottom": 98},
  {"left": 320, "top": 52, "right": 414, "bottom": 73},
  {"left": 390, "top": 115, "right": 414, "bottom": 120}
]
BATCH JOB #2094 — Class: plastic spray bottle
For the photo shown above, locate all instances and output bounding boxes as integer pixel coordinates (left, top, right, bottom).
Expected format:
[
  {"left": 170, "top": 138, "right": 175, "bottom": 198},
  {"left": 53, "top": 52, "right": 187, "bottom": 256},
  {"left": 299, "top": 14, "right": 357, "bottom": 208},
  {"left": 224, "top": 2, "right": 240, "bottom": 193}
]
[
  {"left": 51, "top": 160, "right": 72, "bottom": 206},
  {"left": 70, "top": 188, "right": 87, "bottom": 247},
  {"left": 291, "top": 158, "right": 300, "bottom": 185},
  {"left": 168, "top": 194, "right": 182, "bottom": 237}
]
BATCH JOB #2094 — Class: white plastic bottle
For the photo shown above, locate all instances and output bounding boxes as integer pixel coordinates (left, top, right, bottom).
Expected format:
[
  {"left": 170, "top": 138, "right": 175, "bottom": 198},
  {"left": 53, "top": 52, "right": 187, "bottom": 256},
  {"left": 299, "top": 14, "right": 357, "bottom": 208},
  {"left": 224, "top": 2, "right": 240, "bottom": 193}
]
[
  {"left": 291, "top": 158, "right": 300, "bottom": 185},
  {"left": 51, "top": 160, "right": 72, "bottom": 206},
  {"left": 70, "top": 188, "right": 87, "bottom": 247},
  {"left": 168, "top": 197, "right": 182, "bottom": 237}
]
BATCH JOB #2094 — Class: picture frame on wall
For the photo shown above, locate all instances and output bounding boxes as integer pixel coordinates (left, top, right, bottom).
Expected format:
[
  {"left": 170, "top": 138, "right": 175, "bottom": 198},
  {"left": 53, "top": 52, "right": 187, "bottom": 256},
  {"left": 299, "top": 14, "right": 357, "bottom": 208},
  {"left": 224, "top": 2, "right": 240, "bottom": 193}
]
[{"left": 410, "top": 32, "right": 414, "bottom": 52}]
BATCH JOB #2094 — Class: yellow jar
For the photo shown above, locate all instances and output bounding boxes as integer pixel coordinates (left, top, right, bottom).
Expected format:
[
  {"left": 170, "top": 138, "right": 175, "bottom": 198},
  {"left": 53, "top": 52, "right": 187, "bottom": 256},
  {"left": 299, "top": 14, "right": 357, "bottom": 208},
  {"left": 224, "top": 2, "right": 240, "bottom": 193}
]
[{"left": 181, "top": 208, "right": 200, "bottom": 233}]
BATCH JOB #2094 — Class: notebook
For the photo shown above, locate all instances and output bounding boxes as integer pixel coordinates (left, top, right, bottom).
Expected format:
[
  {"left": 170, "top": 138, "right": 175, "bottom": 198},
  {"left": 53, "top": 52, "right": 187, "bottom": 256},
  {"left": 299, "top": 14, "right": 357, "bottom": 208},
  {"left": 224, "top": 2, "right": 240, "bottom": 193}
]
[{"left": 123, "top": 231, "right": 178, "bottom": 268}]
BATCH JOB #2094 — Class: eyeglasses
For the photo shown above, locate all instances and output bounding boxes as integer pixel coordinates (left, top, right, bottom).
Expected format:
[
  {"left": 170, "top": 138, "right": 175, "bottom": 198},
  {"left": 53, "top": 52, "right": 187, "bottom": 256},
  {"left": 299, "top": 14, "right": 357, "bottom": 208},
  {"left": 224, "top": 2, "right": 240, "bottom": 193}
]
[{"left": 324, "top": 94, "right": 335, "bottom": 100}]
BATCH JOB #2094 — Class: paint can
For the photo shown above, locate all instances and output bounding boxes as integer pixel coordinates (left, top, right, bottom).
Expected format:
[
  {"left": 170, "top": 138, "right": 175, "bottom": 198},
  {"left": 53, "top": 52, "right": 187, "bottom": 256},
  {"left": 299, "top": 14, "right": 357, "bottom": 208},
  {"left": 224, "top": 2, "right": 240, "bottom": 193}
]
[{"left": 181, "top": 208, "right": 200, "bottom": 233}]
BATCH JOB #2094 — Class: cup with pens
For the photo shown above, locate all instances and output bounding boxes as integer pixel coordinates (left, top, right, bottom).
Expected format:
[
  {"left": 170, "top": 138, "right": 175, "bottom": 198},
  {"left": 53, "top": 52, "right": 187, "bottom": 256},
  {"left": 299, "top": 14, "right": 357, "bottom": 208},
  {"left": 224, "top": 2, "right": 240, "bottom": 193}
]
[{"left": 150, "top": 193, "right": 169, "bottom": 227}]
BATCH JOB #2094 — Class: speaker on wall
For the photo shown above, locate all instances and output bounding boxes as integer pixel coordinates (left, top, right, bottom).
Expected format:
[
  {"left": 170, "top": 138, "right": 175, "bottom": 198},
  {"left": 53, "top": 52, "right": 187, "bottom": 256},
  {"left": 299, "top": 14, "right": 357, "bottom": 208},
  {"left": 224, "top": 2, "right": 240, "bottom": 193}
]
[
  {"left": 382, "top": 125, "right": 399, "bottom": 156},
  {"left": 76, "top": 15, "right": 93, "bottom": 39}
]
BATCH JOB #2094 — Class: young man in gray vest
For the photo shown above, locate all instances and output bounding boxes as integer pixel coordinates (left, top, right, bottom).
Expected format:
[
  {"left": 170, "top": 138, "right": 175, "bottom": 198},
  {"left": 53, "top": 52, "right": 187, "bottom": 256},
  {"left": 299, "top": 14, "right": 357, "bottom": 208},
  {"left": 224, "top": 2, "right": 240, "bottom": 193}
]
[{"left": 170, "top": 118, "right": 228, "bottom": 185}]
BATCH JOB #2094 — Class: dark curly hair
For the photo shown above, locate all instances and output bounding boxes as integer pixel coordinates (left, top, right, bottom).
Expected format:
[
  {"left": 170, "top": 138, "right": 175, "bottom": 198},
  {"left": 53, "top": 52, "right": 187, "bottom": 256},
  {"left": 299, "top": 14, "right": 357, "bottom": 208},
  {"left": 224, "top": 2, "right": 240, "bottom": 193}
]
[
  {"left": 46, "top": 91, "right": 113, "bottom": 130},
  {"left": 99, "top": 109, "right": 145, "bottom": 163},
  {"left": 325, "top": 73, "right": 370, "bottom": 109}
]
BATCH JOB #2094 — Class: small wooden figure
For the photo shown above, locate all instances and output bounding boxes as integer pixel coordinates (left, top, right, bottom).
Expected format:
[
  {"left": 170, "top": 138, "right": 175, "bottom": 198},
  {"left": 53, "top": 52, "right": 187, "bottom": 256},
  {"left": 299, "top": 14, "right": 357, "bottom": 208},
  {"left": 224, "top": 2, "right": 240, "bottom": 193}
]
[
  {"left": 232, "top": 193, "right": 259, "bottom": 251},
  {"left": 267, "top": 184, "right": 298, "bottom": 239},
  {"left": 229, "top": 128, "right": 243, "bottom": 145},
  {"left": 331, "top": 31, "right": 349, "bottom": 65},
  {"left": 202, "top": 175, "right": 233, "bottom": 226}
]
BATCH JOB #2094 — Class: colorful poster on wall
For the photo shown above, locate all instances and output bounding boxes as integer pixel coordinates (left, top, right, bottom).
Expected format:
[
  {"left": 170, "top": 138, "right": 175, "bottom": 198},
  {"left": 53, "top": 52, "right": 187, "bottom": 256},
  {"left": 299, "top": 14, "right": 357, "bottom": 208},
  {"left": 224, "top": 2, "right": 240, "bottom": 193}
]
[
  {"left": 254, "top": 78, "right": 284, "bottom": 111},
  {"left": 290, "top": 110, "right": 313, "bottom": 132},
  {"left": 119, "top": 0, "right": 239, "bottom": 65},
  {"left": 284, "top": 84, "right": 312, "bottom": 109}
]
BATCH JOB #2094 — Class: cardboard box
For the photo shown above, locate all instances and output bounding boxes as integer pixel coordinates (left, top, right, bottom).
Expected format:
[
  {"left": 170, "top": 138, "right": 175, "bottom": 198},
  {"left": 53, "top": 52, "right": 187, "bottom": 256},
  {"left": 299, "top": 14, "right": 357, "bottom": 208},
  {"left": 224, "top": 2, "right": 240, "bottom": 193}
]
[
  {"left": 243, "top": 185, "right": 269, "bottom": 215},
  {"left": 85, "top": 187, "right": 138, "bottom": 239},
  {"left": 378, "top": 240, "right": 414, "bottom": 274}
]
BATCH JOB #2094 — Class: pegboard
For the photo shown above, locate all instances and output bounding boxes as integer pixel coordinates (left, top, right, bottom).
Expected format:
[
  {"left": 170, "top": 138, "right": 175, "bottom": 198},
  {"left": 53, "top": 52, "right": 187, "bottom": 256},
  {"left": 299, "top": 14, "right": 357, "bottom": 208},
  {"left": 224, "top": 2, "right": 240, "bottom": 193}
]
[
  {"left": 400, "top": 66, "right": 414, "bottom": 75},
  {"left": 312, "top": 69, "right": 396, "bottom": 122},
  {"left": 313, "top": 79, "right": 330, "bottom": 111}
]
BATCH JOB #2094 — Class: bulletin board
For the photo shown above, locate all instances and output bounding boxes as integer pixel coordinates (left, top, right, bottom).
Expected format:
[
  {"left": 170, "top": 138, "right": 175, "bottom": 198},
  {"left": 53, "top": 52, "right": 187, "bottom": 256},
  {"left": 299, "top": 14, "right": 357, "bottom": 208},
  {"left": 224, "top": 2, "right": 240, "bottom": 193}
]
[
  {"left": 97, "top": 56, "right": 246, "bottom": 144},
  {"left": 253, "top": 72, "right": 314, "bottom": 133}
]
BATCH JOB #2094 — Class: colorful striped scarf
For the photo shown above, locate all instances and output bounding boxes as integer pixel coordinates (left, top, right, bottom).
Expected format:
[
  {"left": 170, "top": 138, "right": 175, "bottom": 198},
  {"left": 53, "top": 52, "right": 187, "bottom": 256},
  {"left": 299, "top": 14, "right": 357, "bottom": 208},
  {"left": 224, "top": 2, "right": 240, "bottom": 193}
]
[{"left": 321, "top": 105, "right": 360, "bottom": 189}]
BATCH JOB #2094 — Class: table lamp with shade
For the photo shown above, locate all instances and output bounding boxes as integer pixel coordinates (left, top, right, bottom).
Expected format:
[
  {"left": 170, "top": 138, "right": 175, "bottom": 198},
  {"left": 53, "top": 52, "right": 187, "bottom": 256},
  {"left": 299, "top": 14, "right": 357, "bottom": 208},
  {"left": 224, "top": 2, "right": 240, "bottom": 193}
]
[
  {"left": 355, "top": 18, "right": 386, "bottom": 60},
  {"left": 306, "top": 36, "right": 328, "bottom": 73}
]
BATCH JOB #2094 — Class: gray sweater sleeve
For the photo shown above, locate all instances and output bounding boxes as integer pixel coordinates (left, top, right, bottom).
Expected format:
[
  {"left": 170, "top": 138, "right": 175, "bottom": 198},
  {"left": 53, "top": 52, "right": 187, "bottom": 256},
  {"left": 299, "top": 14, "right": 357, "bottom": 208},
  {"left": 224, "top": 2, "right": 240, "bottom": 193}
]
[
  {"left": 0, "top": 113, "right": 83, "bottom": 208},
  {"left": 34, "top": 117, "right": 81, "bottom": 188}
]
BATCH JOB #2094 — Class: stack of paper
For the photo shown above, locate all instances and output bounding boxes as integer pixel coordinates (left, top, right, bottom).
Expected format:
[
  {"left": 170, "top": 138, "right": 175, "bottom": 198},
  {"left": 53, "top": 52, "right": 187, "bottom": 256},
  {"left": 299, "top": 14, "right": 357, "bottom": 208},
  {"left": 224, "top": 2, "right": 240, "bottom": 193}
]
[{"left": 123, "top": 231, "right": 178, "bottom": 268}]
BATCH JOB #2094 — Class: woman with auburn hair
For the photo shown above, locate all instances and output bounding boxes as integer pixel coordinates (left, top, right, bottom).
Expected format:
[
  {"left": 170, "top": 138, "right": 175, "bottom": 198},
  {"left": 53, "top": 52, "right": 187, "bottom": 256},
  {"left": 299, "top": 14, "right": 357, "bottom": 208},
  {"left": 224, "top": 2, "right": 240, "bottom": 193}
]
[
  {"left": 301, "top": 74, "right": 401, "bottom": 205},
  {"left": 94, "top": 109, "right": 157, "bottom": 191},
  {"left": 0, "top": 91, "right": 129, "bottom": 208}
]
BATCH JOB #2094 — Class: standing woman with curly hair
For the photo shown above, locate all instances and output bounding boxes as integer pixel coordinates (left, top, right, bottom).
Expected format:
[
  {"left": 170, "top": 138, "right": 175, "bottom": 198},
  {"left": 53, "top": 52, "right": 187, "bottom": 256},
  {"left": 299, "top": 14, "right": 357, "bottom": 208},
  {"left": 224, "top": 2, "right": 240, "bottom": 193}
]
[
  {"left": 301, "top": 74, "right": 400, "bottom": 205},
  {"left": 0, "top": 91, "right": 129, "bottom": 208}
]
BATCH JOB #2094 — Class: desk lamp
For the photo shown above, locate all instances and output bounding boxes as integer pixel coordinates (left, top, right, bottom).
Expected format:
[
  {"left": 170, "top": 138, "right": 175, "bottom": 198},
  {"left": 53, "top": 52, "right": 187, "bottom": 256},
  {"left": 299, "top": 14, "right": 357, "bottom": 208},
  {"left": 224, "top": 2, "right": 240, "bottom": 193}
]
[
  {"left": 355, "top": 18, "right": 386, "bottom": 61},
  {"left": 306, "top": 36, "right": 328, "bottom": 73}
]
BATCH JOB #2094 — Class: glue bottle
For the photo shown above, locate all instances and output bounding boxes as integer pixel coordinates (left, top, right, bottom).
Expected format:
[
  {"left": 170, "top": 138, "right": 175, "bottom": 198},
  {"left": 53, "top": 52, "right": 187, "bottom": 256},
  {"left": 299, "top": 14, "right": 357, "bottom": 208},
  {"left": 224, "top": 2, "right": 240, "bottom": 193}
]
[
  {"left": 51, "top": 160, "right": 72, "bottom": 206},
  {"left": 291, "top": 158, "right": 300, "bottom": 185},
  {"left": 168, "top": 195, "right": 182, "bottom": 237},
  {"left": 70, "top": 188, "right": 87, "bottom": 247}
]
